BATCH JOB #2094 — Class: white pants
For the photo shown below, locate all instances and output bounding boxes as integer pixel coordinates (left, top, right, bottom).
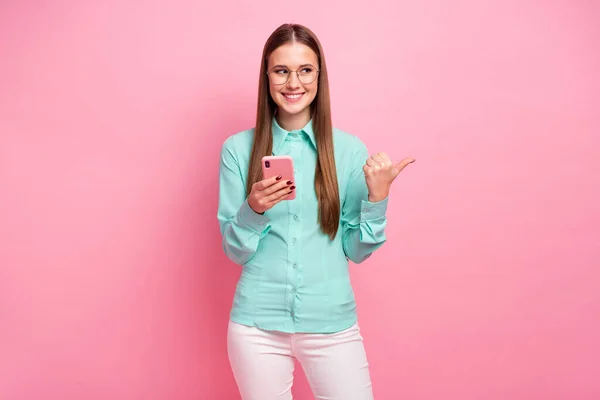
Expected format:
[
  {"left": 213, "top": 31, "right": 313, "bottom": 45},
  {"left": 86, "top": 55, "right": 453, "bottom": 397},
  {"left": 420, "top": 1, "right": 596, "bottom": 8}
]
[{"left": 227, "top": 320, "right": 375, "bottom": 400}]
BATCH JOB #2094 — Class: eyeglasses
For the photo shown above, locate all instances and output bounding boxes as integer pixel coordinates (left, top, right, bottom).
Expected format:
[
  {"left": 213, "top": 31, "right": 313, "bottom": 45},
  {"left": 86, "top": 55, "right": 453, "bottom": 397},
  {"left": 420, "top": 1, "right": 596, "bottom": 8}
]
[{"left": 267, "top": 64, "right": 320, "bottom": 85}]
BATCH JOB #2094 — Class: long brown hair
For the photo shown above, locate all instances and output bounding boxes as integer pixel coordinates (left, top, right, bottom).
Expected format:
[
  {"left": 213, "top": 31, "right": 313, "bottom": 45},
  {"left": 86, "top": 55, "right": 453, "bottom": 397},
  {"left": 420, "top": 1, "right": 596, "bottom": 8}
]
[{"left": 246, "top": 23, "right": 340, "bottom": 240}]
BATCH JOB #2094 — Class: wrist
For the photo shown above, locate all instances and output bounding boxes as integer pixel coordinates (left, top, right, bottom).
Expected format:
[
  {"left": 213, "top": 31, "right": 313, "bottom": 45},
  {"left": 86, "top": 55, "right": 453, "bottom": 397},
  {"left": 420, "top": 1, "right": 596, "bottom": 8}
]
[
  {"left": 250, "top": 206, "right": 265, "bottom": 215},
  {"left": 368, "top": 192, "right": 388, "bottom": 203},
  {"left": 247, "top": 199, "right": 264, "bottom": 215}
]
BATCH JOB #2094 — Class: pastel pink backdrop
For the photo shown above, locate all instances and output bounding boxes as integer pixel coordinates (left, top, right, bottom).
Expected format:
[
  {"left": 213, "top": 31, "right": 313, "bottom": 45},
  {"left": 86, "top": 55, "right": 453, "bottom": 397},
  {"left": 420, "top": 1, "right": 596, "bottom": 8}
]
[{"left": 1, "top": 1, "right": 598, "bottom": 399}]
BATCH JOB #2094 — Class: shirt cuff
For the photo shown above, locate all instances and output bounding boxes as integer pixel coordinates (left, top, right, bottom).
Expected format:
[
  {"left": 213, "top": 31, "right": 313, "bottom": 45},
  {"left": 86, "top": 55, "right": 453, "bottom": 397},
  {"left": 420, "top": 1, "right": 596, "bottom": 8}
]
[
  {"left": 360, "top": 197, "right": 388, "bottom": 221},
  {"left": 238, "top": 199, "right": 271, "bottom": 233}
]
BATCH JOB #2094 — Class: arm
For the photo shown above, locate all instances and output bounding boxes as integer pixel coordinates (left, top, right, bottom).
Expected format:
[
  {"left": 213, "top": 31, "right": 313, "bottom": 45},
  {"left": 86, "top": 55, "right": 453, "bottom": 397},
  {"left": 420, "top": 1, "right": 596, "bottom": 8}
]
[
  {"left": 217, "top": 139, "right": 270, "bottom": 265},
  {"left": 341, "top": 137, "right": 388, "bottom": 263}
]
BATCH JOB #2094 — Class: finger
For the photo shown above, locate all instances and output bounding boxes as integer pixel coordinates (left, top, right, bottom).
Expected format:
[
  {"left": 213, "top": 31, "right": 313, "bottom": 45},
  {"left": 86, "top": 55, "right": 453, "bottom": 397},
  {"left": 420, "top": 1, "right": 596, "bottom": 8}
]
[
  {"left": 378, "top": 152, "right": 393, "bottom": 166},
  {"left": 393, "top": 157, "right": 416, "bottom": 175},
  {"left": 262, "top": 179, "right": 293, "bottom": 196},
  {"left": 363, "top": 164, "right": 372, "bottom": 176},
  {"left": 372, "top": 153, "right": 383, "bottom": 163},
  {"left": 376, "top": 152, "right": 391, "bottom": 162},
  {"left": 366, "top": 157, "right": 377, "bottom": 167},
  {"left": 266, "top": 193, "right": 293, "bottom": 208},
  {"left": 256, "top": 175, "right": 283, "bottom": 191},
  {"left": 377, "top": 151, "right": 390, "bottom": 160},
  {"left": 266, "top": 184, "right": 295, "bottom": 203},
  {"left": 266, "top": 189, "right": 294, "bottom": 207}
]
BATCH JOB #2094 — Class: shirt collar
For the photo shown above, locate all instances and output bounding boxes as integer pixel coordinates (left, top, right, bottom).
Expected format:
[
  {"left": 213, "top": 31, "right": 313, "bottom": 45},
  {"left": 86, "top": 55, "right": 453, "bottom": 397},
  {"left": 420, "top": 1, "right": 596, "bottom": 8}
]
[{"left": 271, "top": 117, "right": 317, "bottom": 155}]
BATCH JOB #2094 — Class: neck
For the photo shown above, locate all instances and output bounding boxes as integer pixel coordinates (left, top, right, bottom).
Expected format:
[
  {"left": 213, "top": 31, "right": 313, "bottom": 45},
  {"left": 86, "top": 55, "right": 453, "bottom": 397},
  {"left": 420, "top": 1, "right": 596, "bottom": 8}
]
[{"left": 275, "top": 108, "right": 311, "bottom": 131}]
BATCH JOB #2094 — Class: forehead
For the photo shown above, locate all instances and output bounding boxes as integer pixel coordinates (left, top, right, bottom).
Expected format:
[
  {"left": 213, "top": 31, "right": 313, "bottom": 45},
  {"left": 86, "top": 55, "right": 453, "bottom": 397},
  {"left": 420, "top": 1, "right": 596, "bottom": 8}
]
[{"left": 268, "top": 43, "right": 318, "bottom": 68}]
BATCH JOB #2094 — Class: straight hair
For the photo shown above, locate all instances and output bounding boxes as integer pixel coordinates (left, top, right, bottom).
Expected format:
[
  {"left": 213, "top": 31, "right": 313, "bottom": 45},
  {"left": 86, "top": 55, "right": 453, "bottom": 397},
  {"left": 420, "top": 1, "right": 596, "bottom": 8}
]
[{"left": 246, "top": 23, "right": 340, "bottom": 240}]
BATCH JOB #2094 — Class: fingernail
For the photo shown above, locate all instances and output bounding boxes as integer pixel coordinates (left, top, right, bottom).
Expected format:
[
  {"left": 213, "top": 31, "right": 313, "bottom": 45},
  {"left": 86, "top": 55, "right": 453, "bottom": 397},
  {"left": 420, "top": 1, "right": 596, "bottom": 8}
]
[
  {"left": 276, "top": 175, "right": 282, "bottom": 180},
  {"left": 287, "top": 181, "right": 293, "bottom": 185},
  {"left": 290, "top": 186, "right": 296, "bottom": 190}
]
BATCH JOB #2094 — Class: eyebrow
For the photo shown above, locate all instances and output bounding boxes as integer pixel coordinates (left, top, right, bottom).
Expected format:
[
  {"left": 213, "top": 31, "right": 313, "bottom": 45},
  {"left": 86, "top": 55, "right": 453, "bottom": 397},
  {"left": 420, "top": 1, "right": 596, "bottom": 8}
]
[{"left": 270, "top": 63, "right": 315, "bottom": 69}]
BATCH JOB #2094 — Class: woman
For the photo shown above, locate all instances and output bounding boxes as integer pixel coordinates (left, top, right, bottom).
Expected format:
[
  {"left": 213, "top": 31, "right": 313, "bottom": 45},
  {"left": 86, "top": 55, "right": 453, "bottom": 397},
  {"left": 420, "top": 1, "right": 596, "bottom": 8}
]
[{"left": 217, "top": 23, "right": 414, "bottom": 400}]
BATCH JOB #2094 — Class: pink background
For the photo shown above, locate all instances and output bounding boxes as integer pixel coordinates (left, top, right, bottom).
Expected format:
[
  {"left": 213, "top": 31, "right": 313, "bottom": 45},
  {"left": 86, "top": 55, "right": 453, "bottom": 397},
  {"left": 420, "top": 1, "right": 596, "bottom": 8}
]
[{"left": 1, "top": 1, "right": 599, "bottom": 399}]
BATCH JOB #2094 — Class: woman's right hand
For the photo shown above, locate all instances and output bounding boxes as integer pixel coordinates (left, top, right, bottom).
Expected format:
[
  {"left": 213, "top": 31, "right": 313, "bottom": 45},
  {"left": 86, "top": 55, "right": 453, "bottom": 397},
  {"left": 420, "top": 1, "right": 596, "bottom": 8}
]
[{"left": 248, "top": 175, "right": 295, "bottom": 214}]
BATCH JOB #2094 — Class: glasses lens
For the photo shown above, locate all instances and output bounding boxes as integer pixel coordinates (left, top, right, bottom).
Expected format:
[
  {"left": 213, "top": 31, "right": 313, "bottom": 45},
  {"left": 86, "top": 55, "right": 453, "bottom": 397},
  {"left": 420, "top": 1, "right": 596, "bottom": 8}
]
[
  {"left": 299, "top": 66, "right": 318, "bottom": 84},
  {"left": 269, "top": 66, "right": 318, "bottom": 85},
  {"left": 269, "top": 69, "right": 289, "bottom": 85}
]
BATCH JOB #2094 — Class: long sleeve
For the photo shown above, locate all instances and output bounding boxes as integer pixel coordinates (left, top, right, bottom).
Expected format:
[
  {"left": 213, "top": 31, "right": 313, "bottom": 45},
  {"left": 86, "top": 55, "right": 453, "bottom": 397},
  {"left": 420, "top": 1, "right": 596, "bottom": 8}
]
[
  {"left": 217, "top": 138, "right": 271, "bottom": 265},
  {"left": 341, "top": 136, "right": 388, "bottom": 264}
]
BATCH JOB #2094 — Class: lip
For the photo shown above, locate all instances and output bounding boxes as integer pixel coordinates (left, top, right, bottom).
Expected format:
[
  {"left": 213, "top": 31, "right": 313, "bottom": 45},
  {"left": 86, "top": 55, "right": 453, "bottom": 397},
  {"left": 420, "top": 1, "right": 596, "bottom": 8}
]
[{"left": 281, "top": 92, "right": 305, "bottom": 103}]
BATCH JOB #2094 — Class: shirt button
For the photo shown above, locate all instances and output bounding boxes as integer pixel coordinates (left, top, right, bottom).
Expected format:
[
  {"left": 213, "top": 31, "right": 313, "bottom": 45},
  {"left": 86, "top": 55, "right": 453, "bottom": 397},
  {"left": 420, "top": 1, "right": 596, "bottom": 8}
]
[
  {"left": 290, "top": 311, "right": 295, "bottom": 317},
  {"left": 294, "top": 214, "right": 299, "bottom": 221},
  {"left": 293, "top": 263, "right": 298, "bottom": 269},
  {"left": 291, "top": 288, "right": 295, "bottom": 293},
  {"left": 292, "top": 238, "right": 297, "bottom": 244},
  {"left": 294, "top": 168, "right": 298, "bottom": 173}
]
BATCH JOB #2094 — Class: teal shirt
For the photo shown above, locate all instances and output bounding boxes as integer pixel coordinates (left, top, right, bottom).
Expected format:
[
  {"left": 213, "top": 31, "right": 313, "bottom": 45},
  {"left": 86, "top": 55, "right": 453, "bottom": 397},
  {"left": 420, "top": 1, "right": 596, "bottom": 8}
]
[{"left": 217, "top": 118, "right": 388, "bottom": 333}]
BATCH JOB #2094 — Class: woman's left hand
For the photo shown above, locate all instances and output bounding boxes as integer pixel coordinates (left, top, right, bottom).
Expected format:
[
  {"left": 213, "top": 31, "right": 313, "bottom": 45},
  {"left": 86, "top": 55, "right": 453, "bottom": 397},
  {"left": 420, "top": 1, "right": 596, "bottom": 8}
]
[{"left": 363, "top": 152, "right": 415, "bottom": 202}]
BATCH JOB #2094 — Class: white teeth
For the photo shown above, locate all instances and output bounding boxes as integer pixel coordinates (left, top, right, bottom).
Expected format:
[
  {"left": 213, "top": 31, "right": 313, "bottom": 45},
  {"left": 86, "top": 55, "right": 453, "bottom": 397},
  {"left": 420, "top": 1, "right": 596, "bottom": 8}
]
[{"left": 284, "top": 94, "right": 302, "bottom": 99}]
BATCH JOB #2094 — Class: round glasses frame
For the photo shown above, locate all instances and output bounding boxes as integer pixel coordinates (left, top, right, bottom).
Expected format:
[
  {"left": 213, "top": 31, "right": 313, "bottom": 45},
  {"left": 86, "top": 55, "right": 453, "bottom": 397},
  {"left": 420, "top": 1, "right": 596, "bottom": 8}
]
[{"left": 266, "top": 65, "right": 320, "bottom": 85}]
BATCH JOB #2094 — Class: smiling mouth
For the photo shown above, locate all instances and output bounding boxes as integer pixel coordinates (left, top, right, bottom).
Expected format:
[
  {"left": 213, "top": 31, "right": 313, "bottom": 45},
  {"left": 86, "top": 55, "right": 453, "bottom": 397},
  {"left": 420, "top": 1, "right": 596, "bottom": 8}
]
[{"left": 282, "top": 93, "right": 305, "bottom": 102}]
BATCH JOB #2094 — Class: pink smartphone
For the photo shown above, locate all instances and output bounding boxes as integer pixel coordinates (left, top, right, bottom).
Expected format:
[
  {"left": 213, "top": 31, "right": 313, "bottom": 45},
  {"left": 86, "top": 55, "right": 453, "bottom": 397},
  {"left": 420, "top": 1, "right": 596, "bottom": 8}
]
[{"left": 262, "top": 155, "right": 296, "bottom": 200}]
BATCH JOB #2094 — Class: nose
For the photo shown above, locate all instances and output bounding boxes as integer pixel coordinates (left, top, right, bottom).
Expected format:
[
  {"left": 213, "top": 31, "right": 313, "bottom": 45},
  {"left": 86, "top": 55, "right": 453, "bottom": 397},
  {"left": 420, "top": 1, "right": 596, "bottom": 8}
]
[{"left": 286, "top": 72, "right": 301, "bottom": 89}]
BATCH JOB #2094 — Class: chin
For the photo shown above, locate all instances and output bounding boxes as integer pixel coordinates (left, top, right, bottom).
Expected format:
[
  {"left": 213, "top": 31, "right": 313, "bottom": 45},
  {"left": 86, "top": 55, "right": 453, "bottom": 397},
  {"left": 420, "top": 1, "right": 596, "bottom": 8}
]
[
  {"left": 276, "top": 96, "right": 312, "bottom": 116},
  {"left": 279, "top": 104, "right": 308, "bottom": 116}
]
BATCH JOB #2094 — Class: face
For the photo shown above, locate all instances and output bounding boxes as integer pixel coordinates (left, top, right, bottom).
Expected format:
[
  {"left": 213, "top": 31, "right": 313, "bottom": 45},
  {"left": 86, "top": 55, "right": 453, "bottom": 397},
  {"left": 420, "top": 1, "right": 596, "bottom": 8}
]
[{"left": 267, "top": 42, "right": 319, "bottom": 123}]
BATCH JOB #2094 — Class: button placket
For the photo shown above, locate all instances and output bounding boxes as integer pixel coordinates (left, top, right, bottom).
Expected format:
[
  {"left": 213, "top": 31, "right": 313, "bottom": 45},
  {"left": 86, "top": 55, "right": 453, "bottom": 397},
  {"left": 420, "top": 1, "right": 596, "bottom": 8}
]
[{"left": 286, "top": 140, "right": 303, "bottom": 324}]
